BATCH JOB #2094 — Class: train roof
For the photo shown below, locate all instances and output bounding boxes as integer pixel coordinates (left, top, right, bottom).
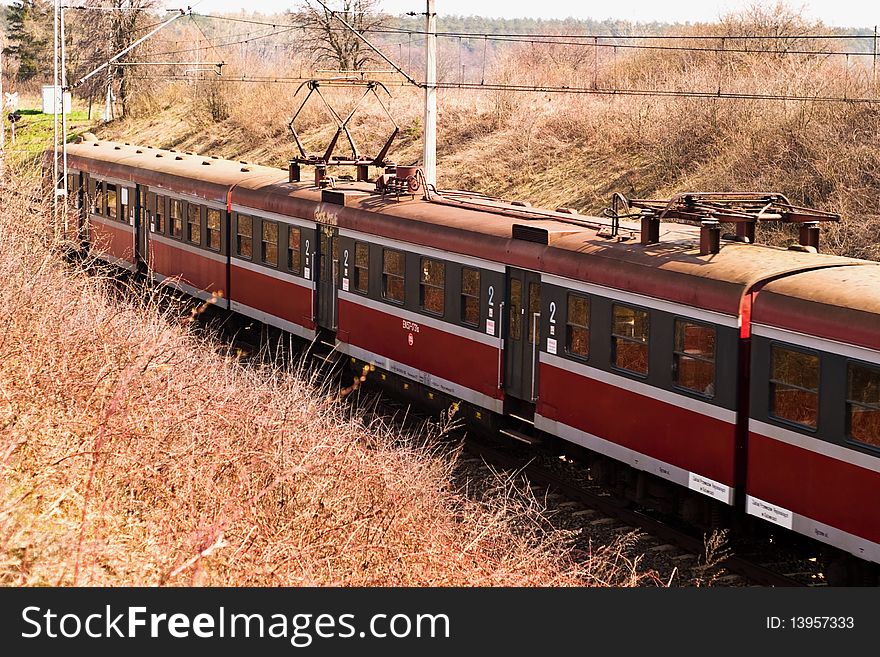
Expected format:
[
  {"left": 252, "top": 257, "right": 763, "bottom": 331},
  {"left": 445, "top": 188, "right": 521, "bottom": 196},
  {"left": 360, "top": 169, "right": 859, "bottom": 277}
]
[
  {"left": 752, "top": 265, "right": 880, "bottom": 352},
  {"left": 65, "top": 138, "right": 879, "bottom": 321},
  {"left": 65, "top": 139, "right": 287, "bottom": 202}
]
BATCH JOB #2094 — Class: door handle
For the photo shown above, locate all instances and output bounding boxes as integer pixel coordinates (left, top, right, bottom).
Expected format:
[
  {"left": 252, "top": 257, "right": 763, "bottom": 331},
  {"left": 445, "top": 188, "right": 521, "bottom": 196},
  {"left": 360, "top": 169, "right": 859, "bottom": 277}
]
[
  {"left": 531, "top": 311, "right": 541, "bottom": 402},
  {"left": 497, "top": 301, "right": 505, "bottom": 390}
]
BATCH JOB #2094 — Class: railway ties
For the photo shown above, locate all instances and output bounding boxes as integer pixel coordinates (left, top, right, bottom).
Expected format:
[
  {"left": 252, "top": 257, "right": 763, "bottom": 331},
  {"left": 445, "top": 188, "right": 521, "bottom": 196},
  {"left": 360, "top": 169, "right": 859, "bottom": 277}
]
[{"left": 468, "top": 437, "right": 807, "bottom": 587}]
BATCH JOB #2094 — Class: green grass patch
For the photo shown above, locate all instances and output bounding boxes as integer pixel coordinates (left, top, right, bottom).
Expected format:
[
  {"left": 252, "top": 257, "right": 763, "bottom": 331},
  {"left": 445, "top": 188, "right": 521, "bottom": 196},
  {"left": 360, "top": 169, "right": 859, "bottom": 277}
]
[{"left": 4, "top": 105, "right": 96, "bottom": 165}]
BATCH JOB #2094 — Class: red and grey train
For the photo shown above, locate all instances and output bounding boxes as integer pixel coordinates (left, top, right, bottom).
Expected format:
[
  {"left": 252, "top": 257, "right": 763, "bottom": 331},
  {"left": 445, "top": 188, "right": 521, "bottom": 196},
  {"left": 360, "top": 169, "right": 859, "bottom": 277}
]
[{"left": 56, "top": 136, "right": 880, "bottom": 570}]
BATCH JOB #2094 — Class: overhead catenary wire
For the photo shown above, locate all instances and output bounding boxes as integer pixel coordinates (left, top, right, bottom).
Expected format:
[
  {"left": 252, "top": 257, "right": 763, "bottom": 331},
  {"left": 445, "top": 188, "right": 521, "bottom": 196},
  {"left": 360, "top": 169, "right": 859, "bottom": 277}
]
[
  {"left": 188, "top": 11, "right": 226, "bottom": 64},
  {"left": 130, "top": 25, "right": 302, "bottom": 58},
  {"left": 122, "top": 74, "right": 880, "bottom": 104},
  {"left": 35, "top": 17, "right": 879, "bottom": 62},
  {"left": 190, "top": 12, "right": 879, "bottom": 40},
  {"left": 91, "top": 11, "right": 877, "bottom": 67},
  {"left": 54, "top": 8, "right": 880, "bottom": 109}
]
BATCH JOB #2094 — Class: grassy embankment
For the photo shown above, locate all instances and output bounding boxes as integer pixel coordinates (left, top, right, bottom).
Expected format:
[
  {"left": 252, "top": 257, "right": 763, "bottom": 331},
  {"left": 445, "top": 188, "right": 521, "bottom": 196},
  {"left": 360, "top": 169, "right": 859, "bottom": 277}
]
[{"left": 0, "top": 170, "right": 655, "bottom": 586}]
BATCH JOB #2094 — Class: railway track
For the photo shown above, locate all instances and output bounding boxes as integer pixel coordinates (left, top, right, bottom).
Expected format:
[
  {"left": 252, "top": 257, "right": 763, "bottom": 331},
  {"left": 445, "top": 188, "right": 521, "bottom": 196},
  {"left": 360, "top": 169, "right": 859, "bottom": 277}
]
[{"left": 463, "top": 439, "right": 805, "bottom": 587}]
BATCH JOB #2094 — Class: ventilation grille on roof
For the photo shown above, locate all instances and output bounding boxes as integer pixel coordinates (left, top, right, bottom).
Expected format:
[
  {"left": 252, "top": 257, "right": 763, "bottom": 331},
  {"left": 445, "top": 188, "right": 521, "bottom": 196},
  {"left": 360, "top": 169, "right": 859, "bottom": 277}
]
[{"left": 512, "top": 224, "right": 549, "bottom": 244}]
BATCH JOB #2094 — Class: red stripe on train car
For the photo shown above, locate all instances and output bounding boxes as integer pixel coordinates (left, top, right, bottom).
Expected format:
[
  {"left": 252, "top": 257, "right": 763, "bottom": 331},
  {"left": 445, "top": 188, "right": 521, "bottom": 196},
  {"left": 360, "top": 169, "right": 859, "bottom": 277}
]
[
  {"left": 337, "top": 298, "right": 504, "bottom": 402},
  {"left": 538, "top": 362, "right": 737, "bottom": 486},
  {"left": 229, "top": 264, "right": 315, "bottom": 330},
  {"left": 148, "top": 240, "right": 226, "bottom": 295},
  {"left": 746, "top": 431, "right": 880, "bottom": 544},
  {"left": 89, "top": 219, "right": 135, "bottom": 264}
]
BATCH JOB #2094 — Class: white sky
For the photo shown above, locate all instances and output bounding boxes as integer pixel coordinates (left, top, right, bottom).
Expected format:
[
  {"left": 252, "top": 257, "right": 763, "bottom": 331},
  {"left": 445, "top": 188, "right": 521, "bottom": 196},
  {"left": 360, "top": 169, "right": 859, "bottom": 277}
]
[{"left": 181, "top": 1, "right": 880, "bottom": 28}]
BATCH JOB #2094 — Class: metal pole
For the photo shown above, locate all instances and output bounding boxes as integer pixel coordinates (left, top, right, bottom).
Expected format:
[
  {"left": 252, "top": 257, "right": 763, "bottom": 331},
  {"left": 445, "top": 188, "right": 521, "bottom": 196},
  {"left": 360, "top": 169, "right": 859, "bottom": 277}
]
[
  {"left": 1, "top": 33, "right": 5, "bottom": 171},
  {"left": 61, "top": 6, "right": 68, "bottom": 234},
  {"left": 53, "top": 0, "right": 60, "bottom": 229},
  {"left": 105, "top": 69, "right": 113, "bottom": 121},
  {"left": 874, "top": 26, "right": 877, "bottom": 88},
  {"left": 423, "top": 0, "right": 437, "bottom": 186}
]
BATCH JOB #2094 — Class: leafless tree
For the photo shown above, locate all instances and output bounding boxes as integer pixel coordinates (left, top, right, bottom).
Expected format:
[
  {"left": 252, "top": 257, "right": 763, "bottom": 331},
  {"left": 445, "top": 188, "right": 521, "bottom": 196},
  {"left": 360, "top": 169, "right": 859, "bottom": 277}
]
[
  {"left": 105, "top": 0, "right": 160, "bottom": 118},
  {"left": 292, "top": 0, "right": 383, "bottom": 72}
]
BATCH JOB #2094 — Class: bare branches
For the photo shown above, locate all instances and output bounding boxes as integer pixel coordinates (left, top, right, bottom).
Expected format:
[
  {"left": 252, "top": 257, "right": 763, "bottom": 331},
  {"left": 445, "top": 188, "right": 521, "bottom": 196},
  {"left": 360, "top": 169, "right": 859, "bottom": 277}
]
[{"left": 291, "top": 0, "right": 383, "bottom": 72}]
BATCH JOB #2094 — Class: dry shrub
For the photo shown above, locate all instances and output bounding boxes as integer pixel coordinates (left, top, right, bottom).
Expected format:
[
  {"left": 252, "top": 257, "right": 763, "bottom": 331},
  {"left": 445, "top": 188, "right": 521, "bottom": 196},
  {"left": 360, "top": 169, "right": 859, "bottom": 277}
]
[{"left": 0, "top": 171, "right": 653, "bottom": 587}]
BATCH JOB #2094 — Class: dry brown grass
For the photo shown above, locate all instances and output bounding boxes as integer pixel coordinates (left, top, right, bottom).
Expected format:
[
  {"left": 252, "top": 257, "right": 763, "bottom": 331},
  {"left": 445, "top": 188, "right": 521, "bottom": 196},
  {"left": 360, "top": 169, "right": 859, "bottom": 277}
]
[{"left": 0, "top": 170, "right": 656, "bottom": 587}]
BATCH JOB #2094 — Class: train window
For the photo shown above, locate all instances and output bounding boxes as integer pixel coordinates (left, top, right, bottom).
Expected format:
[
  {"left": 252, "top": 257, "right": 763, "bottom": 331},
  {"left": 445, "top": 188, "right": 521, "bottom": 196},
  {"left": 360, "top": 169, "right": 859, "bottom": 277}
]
[
  {"left": 187, "top": 204, "right": 201, "bottom": 244},
  {"left": 66, "top": 175, "right": 79, "bottom": 209},
  {"left": 673, "top": 320, "right": 716, "bottom": 397},
  {"left": 93, "top": 181, "right": 104, "bottom": 215},
  {"left": 236, "top": 214, "right": 252, "bottom": 258},
  {"left": 509, "top": 278, "right": 522, "bottom": 340},
  {"left": 420, "top": 258, "right": 445, "bottom": 315},
  {"left": 120, "top": 188, "right": 128, "bottom": 224},
  {"left": 354, "top": 242, "right": 369, "bottom": 293},
  {"left": 106, "top": 184, "right": 117, "bottom": 220},
  {"left": 261, "top": 221, "right": 278, "bottom": 266},
  {"left": 528, "top": 282, "right": 541, "bottom": 345},
  {"left": 566, "top": 294, "right": 590, "bottom": 358},
  {"left": 287, "top": 227, "right": 302, "bottom": 274},
  {"left": 770, "top": 345, "right": 819, "bottom": 429},
  {"left": 612, "top": 304, "right": 649, "bottom": 375},
  {"left": 154, "top": 196, "right": 165, "bottom": 233},
  {"left": 206, "top": 208, "right": 221, "bottom": 251},
  {"left": 382, "top": 249, "right": 405, "bottom": 303},
  {"left": 461, "top": 267, "right": 480, "bottom": 326},
  {"left": 170, "top": 199, "right": 183, "bottom": 238},
  {"left": 260, "top": 219, "right": 278, "bottom": 267},
  {"left": 847, "top": 362, "right": 880, "bottom": 448}
]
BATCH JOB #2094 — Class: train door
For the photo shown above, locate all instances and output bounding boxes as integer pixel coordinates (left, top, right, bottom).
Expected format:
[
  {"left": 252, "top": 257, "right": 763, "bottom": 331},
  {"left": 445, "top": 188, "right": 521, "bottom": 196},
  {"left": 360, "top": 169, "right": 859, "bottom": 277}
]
[
  {"left": 316, "top": 224, "right": 339, "bottom": 331},
  {"left": 504, "top": 267, "right": 542, "bottom": 402},
  {"left": 64, "top": 170, "right": 83, "bottom": 242},
  {"left": 135, "top": 184, "right": 148, "bottom": 268}
]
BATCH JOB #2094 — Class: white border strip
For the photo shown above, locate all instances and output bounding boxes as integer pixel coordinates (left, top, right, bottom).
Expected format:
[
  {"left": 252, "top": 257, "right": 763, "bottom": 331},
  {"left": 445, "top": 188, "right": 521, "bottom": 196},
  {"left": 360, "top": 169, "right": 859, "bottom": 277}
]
[
  {"left": 746, "top": 494, "right": 880, "bottom": 563},
  {"left": 749, "top": 419, "right": 880, "bottom": 474},
  {"left": 541, "top": 272, "right": 740, "bottom": 328},
  {"left": 336, "top": 342, "right": 503, "bottom": 414},
  {"left": 752, "top": 323, "right": 880, "bottom": 365},
  {"left": 150, "top": 233, "right": 226, "bottom": 264},
  {"left": 230, "top": 300, "right": 316, "bottom": 341},
  {"left": 153, "top": 272, "right": 229, "bottom": 308},
  {"left": 147, "top": 185, "right": 227, "bottom": 210},
  {"left": 535, "top": 413, "right": 735, "bottom": 505},
  {"left": 90, "top": 168, "right": 228, "bottom": 209},
  {"left": 338, "top": 290, "right": 499, "bottom": 348},
  {"left": 231, "top": 258, "right": 315, "bottom": 289},
  {"left": 230, "top": 204, "right": 315, "bottom": 230},
  {"left": 94, "top": 252, "right": 135, "bottom": 271},
  {"left": 339, "top": 227, "right": 506, "bottom": 273},
  {"left": 89, "top": 172, "right": 130, "bottom": 188},
  {"left": 540, "top": 351, "right": 737, "bottom": 424},
  {"left": 89, "top": 213, "right": 134, "bottom": 233}
]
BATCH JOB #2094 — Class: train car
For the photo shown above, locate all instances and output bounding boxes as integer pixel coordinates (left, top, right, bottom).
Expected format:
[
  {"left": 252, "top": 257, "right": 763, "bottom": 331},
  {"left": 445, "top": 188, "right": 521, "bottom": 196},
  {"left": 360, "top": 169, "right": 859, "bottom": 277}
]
[
  {"left": 56, "top": 136, "right": 880, "bottom": 568},
  {"left": 747, "top": 265, "right": 880, "bottom": 562}
]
